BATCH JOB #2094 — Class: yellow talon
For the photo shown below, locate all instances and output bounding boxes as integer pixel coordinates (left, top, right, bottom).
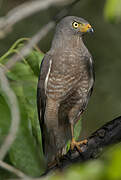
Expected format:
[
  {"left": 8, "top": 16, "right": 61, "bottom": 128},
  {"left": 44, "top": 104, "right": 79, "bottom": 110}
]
[{"left": 70, "top": 138, "right": 87, "bottom": 152}]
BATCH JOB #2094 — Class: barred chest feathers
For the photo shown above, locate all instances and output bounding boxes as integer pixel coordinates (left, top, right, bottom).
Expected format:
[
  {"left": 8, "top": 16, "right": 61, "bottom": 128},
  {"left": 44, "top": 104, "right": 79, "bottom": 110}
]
[{"left": 45, "top": 47, "right": 94, "bottom": 101}]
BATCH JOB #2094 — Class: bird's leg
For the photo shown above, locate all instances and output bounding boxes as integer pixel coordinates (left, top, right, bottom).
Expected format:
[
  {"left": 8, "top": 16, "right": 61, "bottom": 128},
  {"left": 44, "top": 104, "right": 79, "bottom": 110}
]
[{"left": 70, "top": 124, "right": 87, "bottom": 152}]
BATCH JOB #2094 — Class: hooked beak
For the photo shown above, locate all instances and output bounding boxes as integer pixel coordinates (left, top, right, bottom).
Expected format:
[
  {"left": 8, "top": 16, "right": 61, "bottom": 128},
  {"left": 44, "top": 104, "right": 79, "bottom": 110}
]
[
  {"left": 81, "top": 23, "right": 94, "bottom": 33},
  {"left": 87, "top": 27, "right": 94, "bottom": 33}
]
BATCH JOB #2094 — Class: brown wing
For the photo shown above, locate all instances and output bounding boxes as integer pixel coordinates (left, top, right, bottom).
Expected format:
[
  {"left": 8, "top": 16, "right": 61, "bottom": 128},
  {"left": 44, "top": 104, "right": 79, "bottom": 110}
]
[
  {"left": 37, "top": 53, "right": 52, "bottom": 154},
  {"left": 37, "top": 51, "right": 71, "bottom": 163}
]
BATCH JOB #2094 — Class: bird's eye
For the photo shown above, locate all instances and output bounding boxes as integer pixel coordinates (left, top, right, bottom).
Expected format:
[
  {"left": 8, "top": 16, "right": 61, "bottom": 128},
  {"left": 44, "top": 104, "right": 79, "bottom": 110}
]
[{"left": 72, "top": 22, "right": 79, "bottom": 29}]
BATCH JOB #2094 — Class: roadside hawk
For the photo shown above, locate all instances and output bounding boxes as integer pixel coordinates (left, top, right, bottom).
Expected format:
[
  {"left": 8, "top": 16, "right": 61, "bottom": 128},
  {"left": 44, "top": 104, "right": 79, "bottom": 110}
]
[{"left": 37, "top": 16, "right": 94, "bottom": 165}]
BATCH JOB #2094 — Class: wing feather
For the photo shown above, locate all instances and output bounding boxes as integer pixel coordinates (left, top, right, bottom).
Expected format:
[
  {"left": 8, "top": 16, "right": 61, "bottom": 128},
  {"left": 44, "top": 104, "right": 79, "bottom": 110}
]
[{"left": 37, "top": 53, "right": 52, "bottom": 153}]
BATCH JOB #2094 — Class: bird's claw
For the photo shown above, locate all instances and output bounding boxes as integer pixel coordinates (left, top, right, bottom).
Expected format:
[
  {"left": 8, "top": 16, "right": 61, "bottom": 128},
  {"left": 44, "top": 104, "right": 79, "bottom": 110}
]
[{"left": 70, "top": 138, "right": 87, "bottom": 152}]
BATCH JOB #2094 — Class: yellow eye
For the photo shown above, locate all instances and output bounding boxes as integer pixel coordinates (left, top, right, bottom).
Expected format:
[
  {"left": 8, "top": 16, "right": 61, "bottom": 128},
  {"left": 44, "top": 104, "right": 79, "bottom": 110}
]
[{"left": 72, "top": 22, "right": 79, "bottom": 29}]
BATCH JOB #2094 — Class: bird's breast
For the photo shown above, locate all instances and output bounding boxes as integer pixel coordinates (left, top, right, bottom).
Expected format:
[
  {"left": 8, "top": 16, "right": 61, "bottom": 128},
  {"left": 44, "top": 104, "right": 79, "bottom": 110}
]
[{"left": 45, "top": 49, "right": 93, "bottom": 101}]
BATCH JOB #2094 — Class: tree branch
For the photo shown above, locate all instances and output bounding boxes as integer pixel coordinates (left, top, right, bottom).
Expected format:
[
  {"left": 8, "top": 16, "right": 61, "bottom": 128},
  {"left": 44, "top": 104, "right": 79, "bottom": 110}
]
[
  {"left": 0, "top": 160, "right": 30, "bottom": 179},
  {"left": 43, "top": 116, "right": 121, "bottom": 175},
  {"left": 0, "top": 0, "right": 75, "bottom": 38},
  {"left": 0, "top": 67, "right": 20, "bottom": 160},
  {"left": 4, "top": 21, "right": 55, "bottom": 72},
  {"left": 3, "top": 0, "right": 81, "bottom": 72}
]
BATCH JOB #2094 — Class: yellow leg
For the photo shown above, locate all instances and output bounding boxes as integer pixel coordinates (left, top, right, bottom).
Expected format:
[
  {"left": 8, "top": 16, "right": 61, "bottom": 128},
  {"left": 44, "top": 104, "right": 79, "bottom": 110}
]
[{"left": 70, "top": 124, "right": 87, "bottom": 152}]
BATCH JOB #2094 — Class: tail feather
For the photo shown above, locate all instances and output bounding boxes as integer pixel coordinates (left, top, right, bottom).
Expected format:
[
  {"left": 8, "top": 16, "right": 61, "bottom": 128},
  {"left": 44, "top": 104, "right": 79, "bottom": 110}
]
[
  {"left": 43, "top": 125, "right": 71, "bottom": 164},
  {"left": 42, "top": 98, "right": 72, "bottom": 164}
]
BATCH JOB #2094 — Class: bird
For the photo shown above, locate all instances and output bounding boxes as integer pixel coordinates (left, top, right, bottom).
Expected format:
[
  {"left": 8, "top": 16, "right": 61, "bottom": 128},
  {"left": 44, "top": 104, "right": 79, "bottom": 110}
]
[{"left": 37, "top": 16, "right": 94, "bottom": 166}]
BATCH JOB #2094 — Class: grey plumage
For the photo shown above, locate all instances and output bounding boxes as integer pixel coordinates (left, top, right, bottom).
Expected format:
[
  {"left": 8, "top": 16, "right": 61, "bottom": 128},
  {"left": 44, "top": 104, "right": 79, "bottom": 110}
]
[{"left": 37, "top": 16, "right": 94, "bottom": 164}]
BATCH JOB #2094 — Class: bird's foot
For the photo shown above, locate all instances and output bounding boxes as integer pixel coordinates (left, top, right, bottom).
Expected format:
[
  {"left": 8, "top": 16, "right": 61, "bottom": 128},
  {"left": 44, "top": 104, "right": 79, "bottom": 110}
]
[{"left": 70, "top": 138, "right": 87, "bottom": 152}]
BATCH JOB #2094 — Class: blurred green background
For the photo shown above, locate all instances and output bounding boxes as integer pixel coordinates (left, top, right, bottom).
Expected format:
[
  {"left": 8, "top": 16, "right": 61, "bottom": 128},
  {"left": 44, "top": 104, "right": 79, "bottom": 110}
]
[{"left": 0, "top": 0, "right": 121, "bottom": 179}]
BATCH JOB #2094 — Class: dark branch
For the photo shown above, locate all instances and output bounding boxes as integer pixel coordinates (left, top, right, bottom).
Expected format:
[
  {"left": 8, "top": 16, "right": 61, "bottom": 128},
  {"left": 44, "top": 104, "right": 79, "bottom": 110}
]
[{"left": 43, "top": 116, "right": 121, "bottom": 175}]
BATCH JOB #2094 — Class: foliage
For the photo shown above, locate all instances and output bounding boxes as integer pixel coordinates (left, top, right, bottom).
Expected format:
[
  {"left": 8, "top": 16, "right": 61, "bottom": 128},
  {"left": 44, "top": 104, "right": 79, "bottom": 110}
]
[{"left": 0, "top": 39, "right": 45, "bottom": 177}]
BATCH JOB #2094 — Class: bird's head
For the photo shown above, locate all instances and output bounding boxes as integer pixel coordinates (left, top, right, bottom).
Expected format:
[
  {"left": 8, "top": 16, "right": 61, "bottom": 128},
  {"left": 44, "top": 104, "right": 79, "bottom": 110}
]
[
  {"left": 56, "top": 16, "right": 94, "bottom": 37},
  {"left": 51, "top": 16, "right": 94, "bottom": 49}
]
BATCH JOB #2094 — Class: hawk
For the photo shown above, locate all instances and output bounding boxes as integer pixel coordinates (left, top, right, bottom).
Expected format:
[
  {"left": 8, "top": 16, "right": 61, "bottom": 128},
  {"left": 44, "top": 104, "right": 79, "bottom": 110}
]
[{"left": 37, "top": 16, "right": 94, "bottom": 165}]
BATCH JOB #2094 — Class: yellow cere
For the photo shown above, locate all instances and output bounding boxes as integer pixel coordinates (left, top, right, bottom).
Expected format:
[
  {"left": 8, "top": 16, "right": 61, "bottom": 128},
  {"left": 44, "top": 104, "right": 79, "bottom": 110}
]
[
  {"left": 72, "top": 21, "right": 92, "bottom": 33},
  {"left": 81, "top": 23, "right": 92, "bottom": 32}
]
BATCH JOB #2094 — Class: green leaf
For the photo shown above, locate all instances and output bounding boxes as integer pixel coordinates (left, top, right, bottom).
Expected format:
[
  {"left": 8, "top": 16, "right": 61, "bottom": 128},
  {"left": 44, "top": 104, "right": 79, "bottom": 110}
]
[
  {"left": 0, "top": 167, "right": 16, "bottom": 180},
  {"left": 106, "top": 146, "right": 121, "bottom": 180},
  {"left": 104, "top": 0, "right": 121, "bottom": 22},
  {"left": 26, "top": 50, "right": 44, "bottom": 77},
  {"left": 9, "top": 119, "right": 44, "bottom": 177},
  {"left": 7, "top": 56, "right": 46, "bottom": 176},
  {"left": 74, "top": 117, "right": 82, "bottom": 141},
  {"left": 0, "top": 47, "right": 45, "bottom": 176}
]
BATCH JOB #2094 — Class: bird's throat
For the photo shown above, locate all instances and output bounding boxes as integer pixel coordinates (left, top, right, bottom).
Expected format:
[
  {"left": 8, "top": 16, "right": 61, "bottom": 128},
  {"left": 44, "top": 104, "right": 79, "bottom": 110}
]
[{"left": 51, "top": 33, "right": 85, "bottom": 50}]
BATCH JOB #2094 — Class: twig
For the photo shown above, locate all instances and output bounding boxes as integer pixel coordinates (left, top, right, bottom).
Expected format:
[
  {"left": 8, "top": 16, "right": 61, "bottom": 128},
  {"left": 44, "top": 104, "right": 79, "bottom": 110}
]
[
  {"left": 0, "top": 160, "right": 30, "bottom": 179},
  {"left": 4, "top": 0, "right": 81, "bottom": 72},
  {"left": 4, "top": 21, "right": 55, "bottom": 72},
  {"left": 0, "top": 67, "right": 20, "bottom": 160},
  {"left": 42, "top": 116, "right": 121, "bottom": 175},
  {"left": 0, "top": 0, "right": 74, "bottom": 38}
]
